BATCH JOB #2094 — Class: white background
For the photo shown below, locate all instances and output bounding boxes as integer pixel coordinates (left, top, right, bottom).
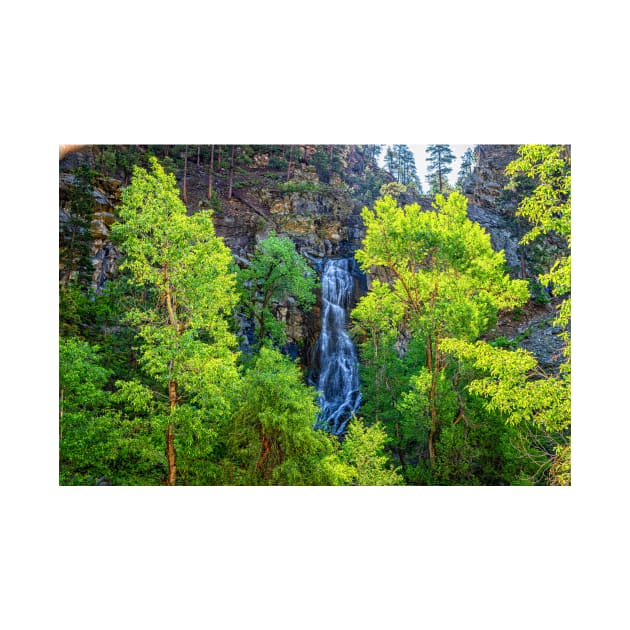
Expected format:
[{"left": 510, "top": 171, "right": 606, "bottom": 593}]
[{"left": 2, "top": 1, "right": 628, "bottom": 629}]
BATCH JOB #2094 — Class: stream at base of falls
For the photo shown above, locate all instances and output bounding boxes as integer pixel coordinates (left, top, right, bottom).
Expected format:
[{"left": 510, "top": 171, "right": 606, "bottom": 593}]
[{"left": 313, "top": 258, "right": 362, "bottom": 435}]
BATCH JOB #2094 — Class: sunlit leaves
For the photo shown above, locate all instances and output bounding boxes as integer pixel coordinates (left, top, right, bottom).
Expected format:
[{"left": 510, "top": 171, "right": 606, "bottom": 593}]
[
  {"left": 340, "top": 419, "right": 404, "bottom": 485},
  {"left": 355, "top": 192, "right": 529, "bottom": 341}
]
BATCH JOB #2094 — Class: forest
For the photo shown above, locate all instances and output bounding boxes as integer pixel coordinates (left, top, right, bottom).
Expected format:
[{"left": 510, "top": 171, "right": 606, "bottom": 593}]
[{"left": 59, "top": 143, "right": 570, "bottom": 486}]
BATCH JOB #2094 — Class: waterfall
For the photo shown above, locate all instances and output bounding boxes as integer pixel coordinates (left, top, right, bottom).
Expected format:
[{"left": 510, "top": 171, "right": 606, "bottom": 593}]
[{"left": 314, "top": 258, "right": 362, "bottom": 435}]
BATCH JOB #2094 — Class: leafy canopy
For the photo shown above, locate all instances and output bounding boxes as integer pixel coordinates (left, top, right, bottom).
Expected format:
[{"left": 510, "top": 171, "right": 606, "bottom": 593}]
[
  {"left": 238, "top": 232, "right": 317, "bottom": 346},
  {"left": 111, "top": 156, "right": 240, "bottom": 408},
  {"left": 354, "top": 192, "right": 529, "bottom": 341}
]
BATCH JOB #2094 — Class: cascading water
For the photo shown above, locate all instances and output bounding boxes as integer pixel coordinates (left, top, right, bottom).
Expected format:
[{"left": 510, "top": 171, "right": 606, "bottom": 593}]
[{"left": 314, "top": 258, "right": 361, "bottom": 435}]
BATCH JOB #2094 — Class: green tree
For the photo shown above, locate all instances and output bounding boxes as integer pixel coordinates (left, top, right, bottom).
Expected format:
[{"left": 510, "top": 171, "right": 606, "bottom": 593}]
[
  {"left": 506, "top": 144, "right": 571, "bottom": 336},
  {"left": 311, "top": 148, "right": 331, "bottom": 182},
  {"left": 508, "top": 144, "right": 570, "bottom": 483},
  {"left": 59, "top": 337, "right": 163, "bottom": 485},
  {"left": 379, "top": 181, "right": 407, "bottom": 200},
  {"left": 451, "top": 143, "right": 571, "bottom": 483},
  {"left": 456, "top": 147, "right": 475, "bottom": 190},
  {"left": 221, "top": 347, "right": 350, "bottom": 485},
  {"left": 383, "top": 145, "right": 421, "bottom": 189},
  {"left": 353, "top": 192, "right": 529, "bottom": 469},
  {"left": 238, "top": 233, "right": 318, "bottom": 346},
  {"left": 426, "top": 144, "right": 456, "bottom": 194},
  {"left": 340, "top": 419, "right": 403, "bottom": 485},
  {"left": 439, "top": 145, "right": 571, "bottom": 485},
  {"left": 111, "top": 157, "right": 241, "bottom": 485}
]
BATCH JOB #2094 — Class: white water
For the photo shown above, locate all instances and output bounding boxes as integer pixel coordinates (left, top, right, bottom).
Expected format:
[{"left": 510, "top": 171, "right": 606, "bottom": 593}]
[{"left": 314, "top": 258, "right": 361, "bottom": 434}]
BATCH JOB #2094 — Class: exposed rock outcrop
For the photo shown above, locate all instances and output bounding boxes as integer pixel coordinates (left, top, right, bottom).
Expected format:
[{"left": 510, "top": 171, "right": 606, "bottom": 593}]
[
  {"left": 59, "top": 169, "right": 122, "bottom": 292},
  {"left": 465, "top": 144, "right": 569, "bottom": 372}
]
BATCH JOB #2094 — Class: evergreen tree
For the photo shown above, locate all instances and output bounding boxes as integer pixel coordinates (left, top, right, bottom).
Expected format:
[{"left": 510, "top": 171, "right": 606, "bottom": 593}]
[
  {"left": 456, "top": 147, "right": 475, "bottom": 190},
  {"left": 426, "top": 144, "right": 456, "bottom": 193},
  {"left": 221, "top": 347, "right": 350, "bottom": 485},
  {"left": 384, "top": 146, "right": 397, "bottom": 180},
  {"left": 311, "top": 148, "right": 331, "bottom": 182}
]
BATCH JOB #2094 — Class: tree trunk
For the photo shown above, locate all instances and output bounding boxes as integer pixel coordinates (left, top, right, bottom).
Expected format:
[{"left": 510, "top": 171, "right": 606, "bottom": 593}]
[
  {"left": 183, "top": 145, "right": 188, "bottom": 203},
  {"left": 427, "top": 335, "right": 439, "bottom": 468},
  {"left": 166, "top": 380, "right": 177, "bottom": 486},
  {"left": 197, "top": 145, "right": 201, "bottom": 167},
  {"left": 286, "top": 145, "right": 293, "bottom": 181},
  {"left": 228, "top": 145, "right": 236, "bottom": 199},
  {"left": 207, "top": 144, "right": 214, "bottom": 199},
  {"left": 256, "top": 428, "right": 271, "bottom": 474}
]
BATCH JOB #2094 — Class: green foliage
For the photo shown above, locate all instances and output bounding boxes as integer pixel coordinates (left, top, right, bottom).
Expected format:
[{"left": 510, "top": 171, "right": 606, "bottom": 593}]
[
  {"left": 456, "top": 147, "right": 475, "bottom": 190},
  {"left": 238, "top": 232, "right": 318, "bottom": 346},
  {"left": 379, "top": 181, "right": 407, "bottom": 200},
  {"left": 353, "top": 191, "right": 529, "bottom": 482},
  {"left": 110, "top": 157, "right": 241, "bottom": 483},
  {"left": 339, "top": 419, "right": 403, "bottom": 485},
  {"left": 440, "top": 336, "right": 570, "bottom": 484},
  {"left": 383, "top": 145, "right": 421, "bottom": 189},
  {"left": 505, "top": 144, "right": 571, "bottom": 483},
  {"left": 269, "top": 154, "right": 289, "bottom": 171},
  {"left": 506, "top": 145, "right": 571, "bottom": 332},
  {"left": 443, "top": 337, "right": 570, "bottom": 437},
  {"left": 355, "top": 192, "right": 529, "bottom": 341},
  {"left": 311, "top": 149, "right": 331, "bottom": 182},
  {"left": 209, "top": 189, "right": 222, "bottom": 214},
  {"left": 59, "top": 337, "right": 162, "bottom": 485},
  {"left": 221, "top": 347, "right": 349, "bottom": 485},
  {"left": 426, "top": 144, "right": 456, "bottom": 194},
  {"left": 59, "top": 144, "right": 570, "bottom": 486}
]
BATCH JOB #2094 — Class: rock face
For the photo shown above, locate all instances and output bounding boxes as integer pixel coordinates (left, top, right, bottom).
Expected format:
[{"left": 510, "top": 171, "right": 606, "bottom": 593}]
[
  {"left": 463, "top": 145, "right": 523, "bottom": 276},
  {"left": 59, "top": 144, "right": 567, "bottom": 373},
  {"left": 59, "top": 147, "right": 369, "bottom": 370},
  {"left": 59, "top": 168, "right": 122, "bottom": 293},
  {"left": 464, "top": 145, "right": 520, "bottom": 213},
  {"left": 464, "top": 144, "right": 568, "bottom": 372}
]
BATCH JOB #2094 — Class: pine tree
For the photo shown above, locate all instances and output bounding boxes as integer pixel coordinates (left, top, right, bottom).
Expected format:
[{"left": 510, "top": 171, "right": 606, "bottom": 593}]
[
  {"left": 426, "top": 144, "right": 456, "bottom": 193},
  {"left": 207, "top": 144, "right": 214, "bottom": 199},
  {"left": 228, "top": 145, "right": 236, "bottom": 199},
  {"left": 456, "top": 147, "right": 475, "bottom": 190},
  {"left": 222, "top": 347, "right": 349, "bottom": 485}
]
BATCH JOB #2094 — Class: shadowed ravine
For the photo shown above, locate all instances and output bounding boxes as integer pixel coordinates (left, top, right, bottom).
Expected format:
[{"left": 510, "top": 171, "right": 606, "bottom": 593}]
[{"left": 314, "top": 258, "right": 362, "bottom": 435}]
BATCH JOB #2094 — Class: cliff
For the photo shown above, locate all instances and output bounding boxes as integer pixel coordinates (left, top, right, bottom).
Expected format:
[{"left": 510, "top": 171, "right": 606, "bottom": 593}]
[{"left": 59, "top": 144, "right": 566, "bottom": 370}]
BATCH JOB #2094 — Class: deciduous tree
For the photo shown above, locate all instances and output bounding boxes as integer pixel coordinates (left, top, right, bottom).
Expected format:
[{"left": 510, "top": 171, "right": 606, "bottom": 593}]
[
  {"left": 238, "top": 233, "right": 318, "bottom": 346},
  {"left": 354, "top": 192, "right": 529, "bottom": 468},
  {"left": 111, "top": 157, "right": 240, "bottom": 485}
]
